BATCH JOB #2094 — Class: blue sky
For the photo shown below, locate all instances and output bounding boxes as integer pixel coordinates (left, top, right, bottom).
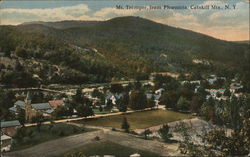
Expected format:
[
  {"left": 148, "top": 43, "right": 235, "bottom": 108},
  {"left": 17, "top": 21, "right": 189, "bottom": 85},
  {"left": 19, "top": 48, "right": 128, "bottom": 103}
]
[{"left": 0, "top": 0, "right": 249, "bottom": 41}]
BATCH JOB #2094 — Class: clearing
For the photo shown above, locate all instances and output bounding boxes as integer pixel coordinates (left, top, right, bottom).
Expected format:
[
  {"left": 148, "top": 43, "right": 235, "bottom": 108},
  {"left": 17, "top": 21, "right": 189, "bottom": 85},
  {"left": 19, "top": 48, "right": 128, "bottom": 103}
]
[
  {"left": 77, "top": 110, "right": 193, "bottom": 130},
  {"left": 62, "top": 141, "right": 159, "bottom": 157}
]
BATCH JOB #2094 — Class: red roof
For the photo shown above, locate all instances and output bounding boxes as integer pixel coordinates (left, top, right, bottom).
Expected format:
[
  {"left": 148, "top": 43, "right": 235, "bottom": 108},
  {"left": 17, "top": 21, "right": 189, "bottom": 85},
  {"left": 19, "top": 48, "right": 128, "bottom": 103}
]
[{"left": 49, "top": 100, "right": 64, "bottom": 108}]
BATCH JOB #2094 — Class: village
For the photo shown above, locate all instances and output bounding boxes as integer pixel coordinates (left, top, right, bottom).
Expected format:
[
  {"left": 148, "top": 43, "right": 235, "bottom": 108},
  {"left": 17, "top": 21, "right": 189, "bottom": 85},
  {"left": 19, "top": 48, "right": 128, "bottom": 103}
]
[{"left": 1, "top": 72, "right": 248, "bottom": 156}]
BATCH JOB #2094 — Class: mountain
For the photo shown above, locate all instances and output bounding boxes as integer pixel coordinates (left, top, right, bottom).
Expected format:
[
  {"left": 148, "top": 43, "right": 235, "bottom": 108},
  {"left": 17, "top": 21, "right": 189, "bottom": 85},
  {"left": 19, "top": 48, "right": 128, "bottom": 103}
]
[
  {"left": 21, "top": 20, "right": 99, "bottom": 29},
  {"left": 0, "top": 16, "right": 249, "bottom": 86}
]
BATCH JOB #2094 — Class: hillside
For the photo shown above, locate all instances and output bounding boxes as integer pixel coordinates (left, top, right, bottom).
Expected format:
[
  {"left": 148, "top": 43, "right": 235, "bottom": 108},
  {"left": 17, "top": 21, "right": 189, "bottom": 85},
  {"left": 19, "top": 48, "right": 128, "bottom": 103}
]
[{"left": 0, "top": 16, "right": 249, "bottom": 87}]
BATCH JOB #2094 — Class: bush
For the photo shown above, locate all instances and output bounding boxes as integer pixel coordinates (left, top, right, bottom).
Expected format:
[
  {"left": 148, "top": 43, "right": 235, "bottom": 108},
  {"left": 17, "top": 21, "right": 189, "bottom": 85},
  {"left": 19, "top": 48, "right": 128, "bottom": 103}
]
[{"left": 158, "top": 124, "right": 172, "bottom": 142}]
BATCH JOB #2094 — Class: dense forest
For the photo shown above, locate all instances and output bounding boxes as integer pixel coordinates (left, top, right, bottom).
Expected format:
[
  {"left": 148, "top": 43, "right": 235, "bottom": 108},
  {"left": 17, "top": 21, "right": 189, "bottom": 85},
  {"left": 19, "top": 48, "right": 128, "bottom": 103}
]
[{"left": 0, "top": 16, "right": 249, "bottom": 87}]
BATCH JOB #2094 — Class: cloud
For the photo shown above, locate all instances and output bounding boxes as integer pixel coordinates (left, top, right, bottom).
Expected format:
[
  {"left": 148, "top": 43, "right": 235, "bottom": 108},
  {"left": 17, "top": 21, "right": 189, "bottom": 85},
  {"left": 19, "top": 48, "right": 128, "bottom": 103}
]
[
  {"left": 0, "top": 4, "right": 99, "bottom": 25},
  {"left": 93, "top": 7, "right": 138, "bottom": 18}
]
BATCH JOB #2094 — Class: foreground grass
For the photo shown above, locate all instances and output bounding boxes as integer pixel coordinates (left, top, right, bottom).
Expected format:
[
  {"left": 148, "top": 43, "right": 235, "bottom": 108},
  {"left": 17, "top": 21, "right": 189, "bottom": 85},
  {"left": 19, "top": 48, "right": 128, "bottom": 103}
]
[
  {"left": 78, "top": 109, "right": 193, "bottom": 130},
  {"left": 93, "top": 108, "right": 110, "bottom": 115},
  {"left": 11, "top": 123, "right": 93, "bottom": 151},
  {"left": 63, "top": 141, "right": 159, "bottom": 157}
]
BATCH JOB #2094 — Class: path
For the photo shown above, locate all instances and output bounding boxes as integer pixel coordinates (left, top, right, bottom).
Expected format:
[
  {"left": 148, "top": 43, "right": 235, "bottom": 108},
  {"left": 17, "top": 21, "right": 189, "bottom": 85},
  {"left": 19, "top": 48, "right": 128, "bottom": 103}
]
[{"left": 24, "top": 108, "right": 159, "bottom": 127}]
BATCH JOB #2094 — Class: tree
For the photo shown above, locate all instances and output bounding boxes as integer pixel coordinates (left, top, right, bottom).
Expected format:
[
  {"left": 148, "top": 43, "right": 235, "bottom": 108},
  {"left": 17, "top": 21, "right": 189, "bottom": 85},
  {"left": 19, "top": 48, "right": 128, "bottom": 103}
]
[
  {"left": 134, "top": 81, "right": 142, "bottom": 90},
  {"left": 179, "top": 87, "right": 194, "bottom": 100},
  {"left": 15, "top": 47, "right": 28, "bottom": 58},
  {"left": 117, "top": 98, "right": 127, "bottom": 112},
  {"left": 129, "top": 90, "right": 147, "bottom": 110},
  {"left": 53, "top": 106, "right": 69, "bottom": 118},
  {"left": 31, "top": 114, "right": 44, "bottom": 132},
  {"left": 205, "top": 128, "right": 249, "bottom": 156},
  {"left": 17, "top": 106, "right": 25, "bottom": 126},
  {"left": 196, "top": 86, "right": 209, "bottom": 98},
  {"left": 147, "top": 95, "right": 155, "bottom": 109},
  {"left": 92, "top": 89, "right": 103, "bottom": 98},
  {"left": 176, "top": 96, "right": 190, "bottom": 111},
  {"left": 99, "top": 105, "right": 103, "bottom": 112},
  {"left": 121, "top": 117, "right": 130, "bottom": 133},
  {"left": 191, "top": 95, "right": 203, "bottom": 113},
  {"left": 230, "top": 96, "right": 241, "bottom": 130},
  {"left": 15, "top": 61, "right": 24, "bottom": 72},
  {"left": 158, "top": 124, "right": 172, "bottom": 142},
  {"left": 200, "top": 103, "right": 216, "bottom": 122},
  {"left": 0, "top": 89, "right": 16, "bottom": 109},
  {"left": 76, "top": 103, "right": 94, "bottom": 117},
  {"left": 105, "top": 99, "right": 113, "bottom": 111},
  {"left": 154, "top": 74, "right": 172, "bottom": 90},
  {"left": 160, "top": 90, "right": 179, "bottom": 109},
  {"left": 143, "top": 129, "right": 152, "bottom": 140},
  {"left": 224, "top": 89, "right": 231, "bottom": 97},
  {"left": 74, "top": 88, "right": 83, "bottom": 103},
  {"left": 110, "top": 84, "right": 123, "bottom": 93}
]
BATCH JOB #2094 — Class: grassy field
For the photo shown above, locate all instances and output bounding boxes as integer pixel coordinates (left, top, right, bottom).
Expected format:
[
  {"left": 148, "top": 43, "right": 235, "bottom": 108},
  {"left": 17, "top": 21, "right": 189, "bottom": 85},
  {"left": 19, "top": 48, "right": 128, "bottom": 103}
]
[
  {"left": 77, "top": 110, "right": 193, "bottom": 130},
  {"left": 63, "top": 141, "right": 159, "bottom": 157},
  {"left": 11, "top": 123, "right": 94, "bottom": 151},
  {"left": 93, "top": 108, "right": 110, "bottom": 115}
]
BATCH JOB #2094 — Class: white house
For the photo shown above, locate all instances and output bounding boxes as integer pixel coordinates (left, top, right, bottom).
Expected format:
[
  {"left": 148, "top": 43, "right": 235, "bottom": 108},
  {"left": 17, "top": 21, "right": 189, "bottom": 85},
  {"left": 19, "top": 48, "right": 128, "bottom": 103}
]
[{"left": 105, "top": 92, "right": 123, "bottom": 105}]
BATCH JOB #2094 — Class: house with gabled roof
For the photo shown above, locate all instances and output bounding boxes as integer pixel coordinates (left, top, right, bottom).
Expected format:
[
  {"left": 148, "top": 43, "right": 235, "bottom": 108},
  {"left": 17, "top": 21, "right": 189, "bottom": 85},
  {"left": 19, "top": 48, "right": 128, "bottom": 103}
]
[
  {"left": 1, "top": 133, "right": 12, "bottom": 152},
  {"left": 9, "top": 100, "right": 25, "bottom": 113},
  {"left": 105, "top": 92, "right": 123, "bottom": 105},
  {"left": 1, "top": 120, "right": 21, "bottom": 137},
  {"left": 23, "top": 92, "right": 53, "bottom": 121}
]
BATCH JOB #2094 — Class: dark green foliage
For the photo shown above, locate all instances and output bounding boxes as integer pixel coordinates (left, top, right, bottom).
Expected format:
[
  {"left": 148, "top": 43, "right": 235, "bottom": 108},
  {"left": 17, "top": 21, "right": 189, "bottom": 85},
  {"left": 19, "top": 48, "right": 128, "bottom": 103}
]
[
  {"left": 129, "top": 90, "right": 147, "bottom": 110},
  {"left": 12, "top": 123, "right": 83, "bottom": 151},
  {"left": 160, "top": 90, "right": 180, "bottom": 109},
  {"left": 116, "top": 99, "right": 127, "bottom": 112},
  {"left": 121, "top": 117, "right": 130, "bottom": 133},
  {"left": 0, "top": 89, "right": 16, "bottom": 121},
  {"left": 176, "top": 96, "right": 190, "bottom": 111},
  {"left": 76, "top": 103, "right": 94, "bottom": 117},
  {"left": 17, "top": 107, "right": 25, "bottom": 125},
  {"left": 158, "top": 124, "right": 172, "bottom": 142},
  {"left": 179, "top": 87, "right": 194, "bottom": 101},
  {"left": 190, "top": 95, "right": 204, "bottom": 113},
  {"left": 110, "top": 84, "right": 123, "bottom": 93},
  {"left": 91, "top": 89, "right": 103, "bottom": 98},
  {"left": 74, "top": 88, "right": 83, "bottom": 104},
  {"left": 1, "top": 71, "right": 39, "bottom": 88},
  {"left": 205, "top": 126, "right": 249, "bottom": 156},
  {"left": 31, "top": 115, "right": 45, "bottom": 132},
  {"left": 52, "top": 106, "right": 72, "bottom": 118},
  {"left": 0, "top": 17, "right": 249, "bottom": 86},
  {"left": 229, "top": 96, "right": 242, "bottom": 130},
  {"left": 147, "top": 96, "right": 156, "bottom": 109},
  {"left": 105, "top": 99, "right": 113, "bottom": 111},
  {"left": 143, "top": 129, "right": 152, "bottom": 140},
  {"left": 98, "top": 105, "right": 103, "bottom": 112},
  {"left": 223, "top": 88, "right": 231, "bottom": 96},
  {"left": 15, "top": 47, "right": 29, "bottom": 58}
]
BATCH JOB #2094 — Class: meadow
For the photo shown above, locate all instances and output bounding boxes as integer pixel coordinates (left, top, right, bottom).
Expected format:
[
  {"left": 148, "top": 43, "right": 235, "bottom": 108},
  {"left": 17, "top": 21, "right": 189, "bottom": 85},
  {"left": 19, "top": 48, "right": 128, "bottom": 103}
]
[{"left": 78, "top": 109, "right": 193, "bottom": 130}]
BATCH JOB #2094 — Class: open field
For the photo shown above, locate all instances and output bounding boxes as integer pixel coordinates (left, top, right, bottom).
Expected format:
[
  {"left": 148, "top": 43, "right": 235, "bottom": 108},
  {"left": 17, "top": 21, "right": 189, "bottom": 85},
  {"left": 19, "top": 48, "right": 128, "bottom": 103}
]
[
  {"left": 77, "top": 110, "right": 193, "bottom": 130},
  {"left": 93, "top": 108, "right": 111, "bottom": 115},
  {"left": 11, "top": 123, "right": 95, "bottom": 151},
  {"left": 4, "top": 129, "right": 181, "bottom": 157},
  {"left": 63, "top": 141, "right": 159, "bottom": 157}
]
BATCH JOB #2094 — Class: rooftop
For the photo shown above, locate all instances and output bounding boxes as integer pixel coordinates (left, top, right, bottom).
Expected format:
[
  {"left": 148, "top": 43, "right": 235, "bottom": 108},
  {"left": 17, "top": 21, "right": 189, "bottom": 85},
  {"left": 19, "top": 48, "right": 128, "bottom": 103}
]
[
  {"left": 32, "top": 103, "right": 51, "bottom": 110},
  {"left": 49, "top": 100, "right": 64, "bottom": 108},
  {"left": 14, "top": 100, "right": 25, "bottom": 108},
  {"left": 1, "top": 120, "right": 21, "bottom": 128},
  {"left": 1, "top": 134, "right": 12, "bottom": 141}
]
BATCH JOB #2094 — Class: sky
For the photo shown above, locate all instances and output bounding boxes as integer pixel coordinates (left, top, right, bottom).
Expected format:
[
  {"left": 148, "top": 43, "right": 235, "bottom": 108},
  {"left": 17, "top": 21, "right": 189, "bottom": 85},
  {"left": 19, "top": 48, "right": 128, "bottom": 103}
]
[{"left": 0, "top": 0, "right": 249, "bottom": 41}]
